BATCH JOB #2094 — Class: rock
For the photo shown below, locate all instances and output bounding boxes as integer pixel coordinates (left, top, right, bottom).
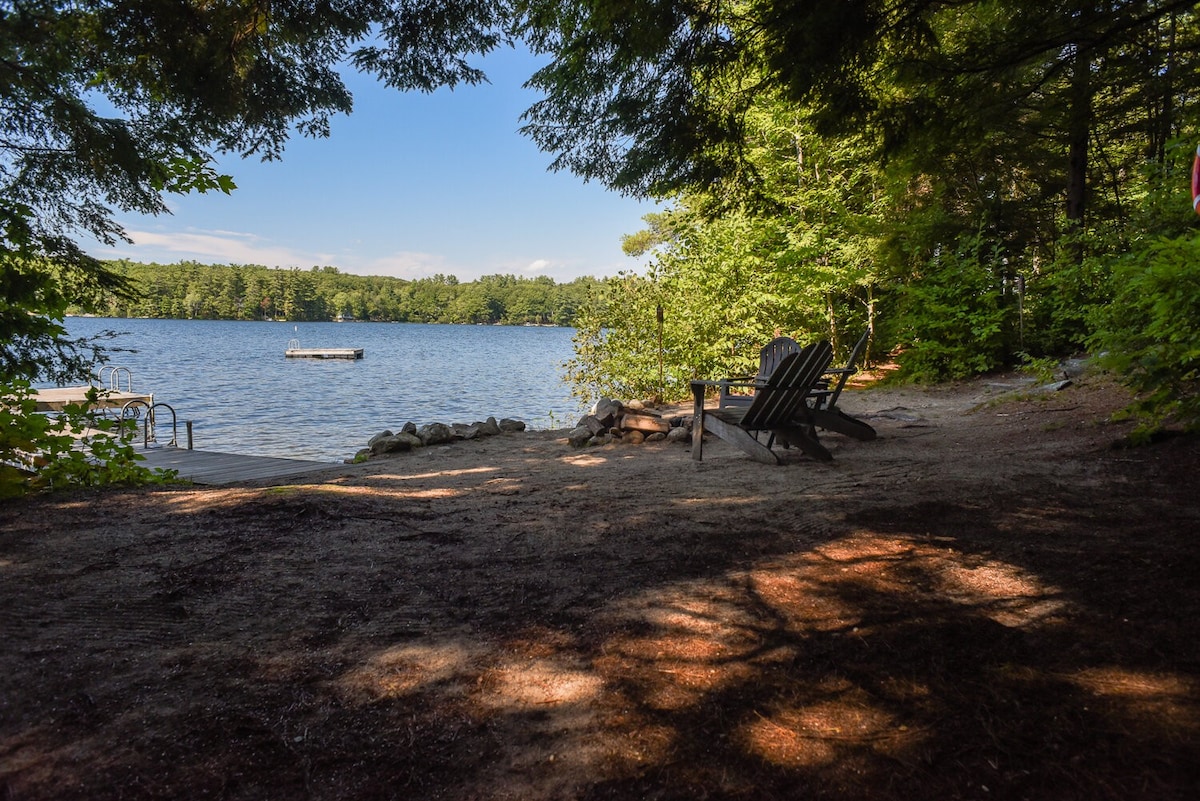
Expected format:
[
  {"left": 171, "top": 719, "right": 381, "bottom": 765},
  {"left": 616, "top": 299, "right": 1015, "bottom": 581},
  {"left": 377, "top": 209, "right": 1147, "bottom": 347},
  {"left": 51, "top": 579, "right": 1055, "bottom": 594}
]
[
  {"left": 452, "top": 423, "right": 482, "bottom": 440},
  {"left": 567, "top": 426, "right": 593, "bottom": 448},
  {"left": 576, "top": 414, "right": 606, "bottom": 435},
  {"left": 363, "top": 412, "right": 528, "bottom": 456},
  {"left": 1036, "top": 379, "right": 1073, "bottom": 393},
  {"left": 626, "top": 399, "right": 646, "bottom": 411},
  {"left": 624, "top": 430, "right": 645, "bottom": 445},
  {"left": 370, "top": 433, "right": 419, "bottom": 455},
  {"left": 666, "top": 426, "right": 691, "bottom": 444},
  {"left": 589, "top": 398, "right": 623, "bottom": 427},
  {"left": 646, "top": 432, "right": 667, "bottom": 442},
  {"left": 367, "top": 430, "right": 393, "bottom": 449},
  {"left": 417, "top": 422, "right": 453, "bottom": 446},
  {"left": 1060, "top": 356, "right": 1091, "bottom": 378}
]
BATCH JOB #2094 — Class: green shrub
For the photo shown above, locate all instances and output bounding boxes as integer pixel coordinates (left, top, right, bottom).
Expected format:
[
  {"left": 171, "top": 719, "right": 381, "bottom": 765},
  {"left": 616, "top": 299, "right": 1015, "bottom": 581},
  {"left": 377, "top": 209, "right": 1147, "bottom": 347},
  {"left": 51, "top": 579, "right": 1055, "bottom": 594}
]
[
  {"left": 894, "top": 235, "right": 1012, "bottom": 381},
  {"left": 1088, "top": 232, "right": 1200, "bottom": 438}
]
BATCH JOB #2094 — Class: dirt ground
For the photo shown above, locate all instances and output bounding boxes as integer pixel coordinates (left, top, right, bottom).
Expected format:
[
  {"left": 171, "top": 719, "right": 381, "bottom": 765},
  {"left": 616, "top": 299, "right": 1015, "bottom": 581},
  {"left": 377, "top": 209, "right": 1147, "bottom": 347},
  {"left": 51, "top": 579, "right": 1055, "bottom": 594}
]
[{"left": 2, "top": 369, "right": 1199, "bottom": 801}]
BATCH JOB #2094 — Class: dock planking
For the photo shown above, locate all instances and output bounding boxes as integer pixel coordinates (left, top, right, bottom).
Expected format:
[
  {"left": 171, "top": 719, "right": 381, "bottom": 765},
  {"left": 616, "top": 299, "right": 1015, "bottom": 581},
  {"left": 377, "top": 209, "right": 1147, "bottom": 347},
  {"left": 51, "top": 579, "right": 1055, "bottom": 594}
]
[
  {"left": 285, "top": 348, "right": 363, "bottom": 359},
  {"left": 135, "top": 446, "right": 348, "bottom": 485}
]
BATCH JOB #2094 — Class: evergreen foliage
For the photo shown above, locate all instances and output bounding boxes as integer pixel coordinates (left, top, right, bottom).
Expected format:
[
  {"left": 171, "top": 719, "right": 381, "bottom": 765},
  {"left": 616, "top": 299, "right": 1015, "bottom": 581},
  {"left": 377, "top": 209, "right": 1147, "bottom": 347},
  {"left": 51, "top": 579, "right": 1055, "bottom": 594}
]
[{"left": 86, "top": 261, "right": 596, "bottom": 326}]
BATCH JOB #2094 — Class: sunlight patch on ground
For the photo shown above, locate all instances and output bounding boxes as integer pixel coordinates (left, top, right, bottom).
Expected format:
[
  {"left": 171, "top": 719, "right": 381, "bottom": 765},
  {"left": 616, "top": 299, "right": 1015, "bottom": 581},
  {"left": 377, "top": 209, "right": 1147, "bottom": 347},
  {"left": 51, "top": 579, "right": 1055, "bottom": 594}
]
[
  {"left": 477, "top": 657, "right": 604, "bottom": 709},
  {"left": 352, "top": 466, "right": 501, "bottom": 484},
  {"left": 671, "top": 495, "right": 769, "bottom": 508},
  {"left": 596, "top": 584, "right": 764, "bottom": 711},
  {"left": 396, "top": 466, "right": 502, "bottom": 480},
  {"left": 1067, "top": 667, "right": 1200, "bottom": 732},
  {"left": 803, "top": 532, "right": 1072, "bottom": 629},
  {"left": 337, "top": 639, "right": 484, "bottom": 700},
  {"left": 156, "top": 488, "right": 254, "bottom": 512},
  {"left": 1070, "top": 667, "right": 1195, "bottom": 698},
  {"left": 291, "top": 481, "right": 488, "bottom": 495},
  {"left": 559, "top": 453, "right": 608, "bottom": 467},
  {"left": 750, "top": 571, "right": 862, "bottom": 632},
  {"left": 379, "top": 487, "right": 470, "bottom": 499},
  {"left": 741, "top": 693, "right": 923, "bottom": 769},
  {"left": 932, "top": 561, "right": 1070, "bottom": 627}
]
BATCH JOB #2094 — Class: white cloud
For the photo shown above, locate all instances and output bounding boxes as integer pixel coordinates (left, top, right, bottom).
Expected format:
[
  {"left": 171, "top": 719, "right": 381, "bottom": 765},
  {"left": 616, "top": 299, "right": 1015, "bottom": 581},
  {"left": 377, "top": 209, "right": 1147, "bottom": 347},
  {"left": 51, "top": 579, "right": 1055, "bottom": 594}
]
[{"left": 119, "top": 228, "right": 317, "bottom": 269}]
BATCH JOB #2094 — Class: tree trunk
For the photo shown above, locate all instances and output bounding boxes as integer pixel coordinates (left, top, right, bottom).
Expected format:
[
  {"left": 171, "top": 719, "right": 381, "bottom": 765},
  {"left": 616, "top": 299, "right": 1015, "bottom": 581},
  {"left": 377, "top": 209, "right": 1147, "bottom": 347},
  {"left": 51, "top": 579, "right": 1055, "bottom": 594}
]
[{"left": 1065, "top": 42, "right": 1092, "bottom": 230}]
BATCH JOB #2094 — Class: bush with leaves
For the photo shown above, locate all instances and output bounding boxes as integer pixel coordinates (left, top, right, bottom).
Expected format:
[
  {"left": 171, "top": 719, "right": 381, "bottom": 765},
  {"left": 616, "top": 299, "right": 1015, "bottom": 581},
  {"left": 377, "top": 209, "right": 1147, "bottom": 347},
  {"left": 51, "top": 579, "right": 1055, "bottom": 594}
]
[
  {"left": 1088, "top": 232, "right": 1200, "bottom": 438},
  {"left": 893, "top": 234, "right": 1014, "bottom": 382}
]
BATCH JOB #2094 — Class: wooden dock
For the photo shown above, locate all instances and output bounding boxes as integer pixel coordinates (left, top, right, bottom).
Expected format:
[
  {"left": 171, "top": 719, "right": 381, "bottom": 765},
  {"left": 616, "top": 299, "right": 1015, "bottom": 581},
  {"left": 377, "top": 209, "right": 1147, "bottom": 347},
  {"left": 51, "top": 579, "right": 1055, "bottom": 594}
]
[
  {"left": 33, "top": 386, "right": 153, "bottom": 412},
  {"left": 134, "top": 446, "right": 348, "bottom": 485},
  {"left": 285, "top": 348, "right": 363, "bottom": 359}
]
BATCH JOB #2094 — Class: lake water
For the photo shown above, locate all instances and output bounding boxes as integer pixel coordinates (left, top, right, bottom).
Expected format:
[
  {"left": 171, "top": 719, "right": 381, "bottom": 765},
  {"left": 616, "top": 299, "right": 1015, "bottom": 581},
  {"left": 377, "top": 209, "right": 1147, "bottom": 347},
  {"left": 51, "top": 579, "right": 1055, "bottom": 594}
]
[{"left": 57, "top": 318, "right": 586, "bottom": 463}]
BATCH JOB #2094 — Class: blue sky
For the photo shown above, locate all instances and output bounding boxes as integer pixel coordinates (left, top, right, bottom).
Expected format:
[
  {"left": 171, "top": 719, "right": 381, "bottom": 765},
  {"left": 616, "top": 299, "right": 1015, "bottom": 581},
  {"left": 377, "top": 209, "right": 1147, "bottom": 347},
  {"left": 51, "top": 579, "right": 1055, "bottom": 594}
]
[{"left": 91, "top": 47, "right": 657, "bottom": 283}]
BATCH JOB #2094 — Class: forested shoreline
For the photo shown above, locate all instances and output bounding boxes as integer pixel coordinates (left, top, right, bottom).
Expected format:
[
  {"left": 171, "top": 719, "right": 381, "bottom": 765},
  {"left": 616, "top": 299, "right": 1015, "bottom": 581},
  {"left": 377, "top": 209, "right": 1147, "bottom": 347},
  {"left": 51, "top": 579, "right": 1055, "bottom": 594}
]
[{"left": 82, "top": 260, "right": 598, "bottom": 326}]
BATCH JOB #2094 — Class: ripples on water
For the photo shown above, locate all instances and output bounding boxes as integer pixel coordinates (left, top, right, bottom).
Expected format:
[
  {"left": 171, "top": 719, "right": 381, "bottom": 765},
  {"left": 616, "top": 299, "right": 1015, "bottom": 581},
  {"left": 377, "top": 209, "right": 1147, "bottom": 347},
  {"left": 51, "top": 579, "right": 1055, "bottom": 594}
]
[{"left": 59, "top": 318, "right": 586, "bottom": 462}]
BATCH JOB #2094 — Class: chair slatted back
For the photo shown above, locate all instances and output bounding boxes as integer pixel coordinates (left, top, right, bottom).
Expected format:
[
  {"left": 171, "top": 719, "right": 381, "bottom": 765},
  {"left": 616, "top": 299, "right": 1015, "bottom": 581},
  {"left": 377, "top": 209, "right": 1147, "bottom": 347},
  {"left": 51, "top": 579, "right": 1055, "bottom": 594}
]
[
  {"left": 756, "top": 336, "right": 802, "bottom": 381},
  {"left": 740, "top": 341, "right": 834, "bottom": 430}
]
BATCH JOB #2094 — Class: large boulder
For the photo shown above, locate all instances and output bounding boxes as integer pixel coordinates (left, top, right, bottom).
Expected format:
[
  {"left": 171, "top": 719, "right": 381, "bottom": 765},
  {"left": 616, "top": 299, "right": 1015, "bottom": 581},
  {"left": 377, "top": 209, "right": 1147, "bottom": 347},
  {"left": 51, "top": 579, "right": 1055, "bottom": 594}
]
[
  {"left": 367, "top": 430, "right": 394, "bottom": 449},
  {"left": 567, "top": 426, "right": 593, "bottom": 448},
  {"left": 587, "top": 398, "right": 623, "bottom": 428},
  {"left": 417, "top": 422, "right": 454, "bottom": 446},
  {"left": 370, "top": 432, "right": 422, "bottom": 455},
  {"left": 451, "top": 423, "right": 483, "bottom": 440}
]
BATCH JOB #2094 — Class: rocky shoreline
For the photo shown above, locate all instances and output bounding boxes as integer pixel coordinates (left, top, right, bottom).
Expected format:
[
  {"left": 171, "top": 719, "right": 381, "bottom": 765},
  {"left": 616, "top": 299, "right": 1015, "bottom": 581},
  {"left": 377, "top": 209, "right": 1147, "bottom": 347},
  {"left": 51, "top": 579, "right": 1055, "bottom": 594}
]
[{"left": 355, "top": 397, "right": 694, "bottom": 462}]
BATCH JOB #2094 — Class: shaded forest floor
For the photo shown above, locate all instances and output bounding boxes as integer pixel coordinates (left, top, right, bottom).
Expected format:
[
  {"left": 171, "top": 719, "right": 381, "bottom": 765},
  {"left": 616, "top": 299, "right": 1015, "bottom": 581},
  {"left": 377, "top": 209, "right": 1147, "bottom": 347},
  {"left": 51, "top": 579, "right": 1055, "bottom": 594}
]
[{"left": 2, "top": 369, "right": 1198, "bottom": 800}]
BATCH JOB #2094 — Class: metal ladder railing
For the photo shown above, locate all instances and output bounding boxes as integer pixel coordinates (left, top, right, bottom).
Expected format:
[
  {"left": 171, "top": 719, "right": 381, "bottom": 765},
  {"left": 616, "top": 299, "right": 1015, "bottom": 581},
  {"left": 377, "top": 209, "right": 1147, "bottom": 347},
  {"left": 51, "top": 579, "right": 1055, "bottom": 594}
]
[
  {"left": 98, "top": 365, "right": 134, "bottom": 392},
  {"left": 121, "top": 400, "right": 184, "bottom": 449}
]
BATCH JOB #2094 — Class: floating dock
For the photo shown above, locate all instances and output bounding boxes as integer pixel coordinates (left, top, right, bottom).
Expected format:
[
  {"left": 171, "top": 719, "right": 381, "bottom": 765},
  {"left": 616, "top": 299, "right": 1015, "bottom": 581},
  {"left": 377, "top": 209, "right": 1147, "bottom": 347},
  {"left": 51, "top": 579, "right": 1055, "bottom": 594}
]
[
  {"left": 285, "top": 347, "right": 364, "bottom": 359},
  {"left": 33, "top": 386, "right": 154, "bottom": 412}
]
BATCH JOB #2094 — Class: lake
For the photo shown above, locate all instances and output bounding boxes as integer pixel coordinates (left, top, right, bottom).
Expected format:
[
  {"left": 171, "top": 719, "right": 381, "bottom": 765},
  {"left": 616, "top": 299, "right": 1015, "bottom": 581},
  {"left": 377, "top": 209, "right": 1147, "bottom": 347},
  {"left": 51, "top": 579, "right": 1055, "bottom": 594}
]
[{"left": 57, "top": 318, "right": 586, "bottom": 463}]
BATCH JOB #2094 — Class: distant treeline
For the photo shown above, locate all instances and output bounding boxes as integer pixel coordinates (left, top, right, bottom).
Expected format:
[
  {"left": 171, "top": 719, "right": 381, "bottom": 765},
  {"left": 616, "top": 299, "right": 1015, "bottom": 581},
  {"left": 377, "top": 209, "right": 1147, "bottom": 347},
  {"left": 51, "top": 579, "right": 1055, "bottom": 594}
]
[{"left": 85, "top": 261, "right": 600, "bottom": 325}]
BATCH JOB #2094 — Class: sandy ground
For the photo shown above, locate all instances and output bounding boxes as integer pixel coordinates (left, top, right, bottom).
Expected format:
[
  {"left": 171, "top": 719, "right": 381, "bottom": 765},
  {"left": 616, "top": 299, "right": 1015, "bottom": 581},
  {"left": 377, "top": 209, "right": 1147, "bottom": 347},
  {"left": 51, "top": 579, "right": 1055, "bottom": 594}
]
[{"left": 2, "top": 371, "right": 1199, "bottom": 800}]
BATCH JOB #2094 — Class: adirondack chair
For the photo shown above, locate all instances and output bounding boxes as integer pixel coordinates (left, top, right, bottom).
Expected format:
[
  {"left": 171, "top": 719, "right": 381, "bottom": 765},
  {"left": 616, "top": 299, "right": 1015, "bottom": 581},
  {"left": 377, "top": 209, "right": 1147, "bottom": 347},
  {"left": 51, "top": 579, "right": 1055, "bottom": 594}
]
[
  {"left": 808, "top": 328, "right": 877, "bottom": 441},
  {"left": 717, "top": 336, "right": 801, "bottom": 408},
  {"left": 692, "top": 340, "right": 835, "bottom": 464},
  {"left": 801, "top": 328, "right": 878, "bottom": 441}
]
